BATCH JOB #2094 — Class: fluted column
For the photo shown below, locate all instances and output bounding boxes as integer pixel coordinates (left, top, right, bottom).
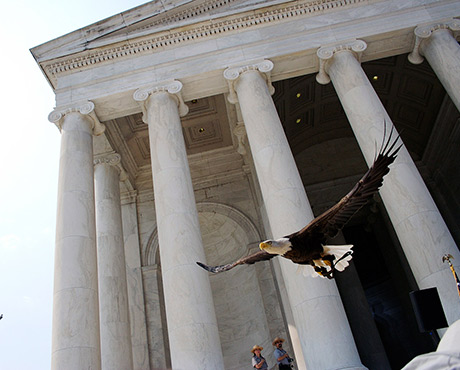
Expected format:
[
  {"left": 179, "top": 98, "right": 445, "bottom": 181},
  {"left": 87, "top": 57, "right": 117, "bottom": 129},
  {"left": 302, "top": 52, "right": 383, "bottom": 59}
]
[
  {"left": 317, "top": 40, "right": 460, "bottom": 325},
  {"left": 225, "top": 61, "right": 364, "bottom": 370},
  {"left": 94, "top": 153, "right": 133, "bottom": 370},
  {"left": 48, "top": 101, "right": 105, "bottom": 370},
  {"left": 134, "top": 81, "right": 223, "bottom": 369},
  {"left": 408, "top": 19, "right": 460, "bottom": 112}
]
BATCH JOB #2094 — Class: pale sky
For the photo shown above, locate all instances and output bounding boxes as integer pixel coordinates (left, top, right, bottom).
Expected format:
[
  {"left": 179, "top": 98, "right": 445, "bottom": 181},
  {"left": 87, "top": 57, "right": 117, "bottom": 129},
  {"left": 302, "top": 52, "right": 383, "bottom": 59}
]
[{"left": 0, "top": 1, "right": 148, "bottom": 368}]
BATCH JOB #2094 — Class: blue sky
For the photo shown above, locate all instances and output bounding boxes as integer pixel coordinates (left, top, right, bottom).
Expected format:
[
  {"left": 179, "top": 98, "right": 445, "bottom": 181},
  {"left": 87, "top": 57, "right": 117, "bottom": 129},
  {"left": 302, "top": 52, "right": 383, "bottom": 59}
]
[{"left": 0, "top": 1, "right": 148, "bottom": 368}]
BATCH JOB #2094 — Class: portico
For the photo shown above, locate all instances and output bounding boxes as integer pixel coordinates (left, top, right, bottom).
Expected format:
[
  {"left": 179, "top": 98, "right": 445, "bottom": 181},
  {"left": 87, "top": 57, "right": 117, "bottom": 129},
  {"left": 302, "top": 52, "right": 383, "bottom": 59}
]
[{"left": 32, "top": 1, "right": 460, "bottom": 369}]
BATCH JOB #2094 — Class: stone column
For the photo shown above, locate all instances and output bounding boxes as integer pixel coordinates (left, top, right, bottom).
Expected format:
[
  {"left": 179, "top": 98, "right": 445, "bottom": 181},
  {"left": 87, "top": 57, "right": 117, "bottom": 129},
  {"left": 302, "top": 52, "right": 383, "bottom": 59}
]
[
  {"left": 121, "top": 191, "right": 151, "bottom": 370},
  {"left": 94, "top": 153, "right": 133, "bottom": 370},
  {"left": 225, "top": 61, "right": 364, "bottom": 370},
  {"left": 134, "top": 81, "right": 223, "bottom": 369},
  {"left": 408, "top": 19, "right": 460, "bottom": 112},
  {"left": 333, "top": 233, "right": 390, "bottom": 369},
  {"left": 317, "top": 40, "right": 460, "bottom": 325},
  {"left": 48, "top": 101, "right": 105, "bottom": 370},
  {"left": 142, "top": 265, "right": 169, "bottom": 369}
]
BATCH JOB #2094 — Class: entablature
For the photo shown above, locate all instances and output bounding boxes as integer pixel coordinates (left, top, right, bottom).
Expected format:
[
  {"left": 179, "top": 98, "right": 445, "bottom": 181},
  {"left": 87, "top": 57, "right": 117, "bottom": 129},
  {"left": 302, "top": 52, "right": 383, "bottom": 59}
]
[{"left": 31, "top": 0, "right": 460, "bottom": 122}]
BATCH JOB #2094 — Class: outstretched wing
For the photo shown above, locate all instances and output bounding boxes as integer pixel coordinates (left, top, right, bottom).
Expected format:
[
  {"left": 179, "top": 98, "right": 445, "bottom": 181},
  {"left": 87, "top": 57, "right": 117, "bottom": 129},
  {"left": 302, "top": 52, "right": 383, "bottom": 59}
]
[
  {"left": 290, "top": 126, "right": 401, "bottom": 241},
  {"left": 196, "top": 250, "right": 276, "bottom": 274}
]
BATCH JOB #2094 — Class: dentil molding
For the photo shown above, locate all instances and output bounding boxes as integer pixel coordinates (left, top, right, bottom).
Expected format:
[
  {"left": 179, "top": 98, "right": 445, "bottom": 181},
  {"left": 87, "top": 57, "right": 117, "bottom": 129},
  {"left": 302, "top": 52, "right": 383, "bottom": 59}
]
[
  {"left": 43, "top": 0, "right": 367, "bottom": 83},
  {"left": 316, "top": 39, "right": 367, "bottom": 84},
  {"left": 48, "top": 100, "right": 105, "bottom": 135}
]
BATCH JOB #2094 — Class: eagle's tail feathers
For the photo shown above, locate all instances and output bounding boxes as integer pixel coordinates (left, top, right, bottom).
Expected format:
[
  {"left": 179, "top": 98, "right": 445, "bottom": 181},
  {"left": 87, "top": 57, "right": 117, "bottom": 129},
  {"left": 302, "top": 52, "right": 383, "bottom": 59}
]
[
  {"left": 334, "top": 253, "right": 353, "bottom": 271},
  {"left": 322, "top": 244, "right": 354, "bottom": 272},
  {"left": 296, "top": 264, "right": 321, "bottom": 278}
]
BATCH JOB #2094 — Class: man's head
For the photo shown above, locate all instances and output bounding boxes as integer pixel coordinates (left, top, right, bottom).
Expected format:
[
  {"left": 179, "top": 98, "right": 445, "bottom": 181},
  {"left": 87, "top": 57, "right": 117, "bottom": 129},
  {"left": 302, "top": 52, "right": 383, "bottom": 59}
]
[{"left": 272, "top": 337, "right": 285, "bottom": 347}]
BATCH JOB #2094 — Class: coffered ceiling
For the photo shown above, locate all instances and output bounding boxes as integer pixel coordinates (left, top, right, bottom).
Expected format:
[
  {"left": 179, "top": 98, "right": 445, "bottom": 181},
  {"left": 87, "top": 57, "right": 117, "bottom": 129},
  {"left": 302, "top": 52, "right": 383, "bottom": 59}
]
[
  {"left": 273, "top": 54, "right": 446, "bottom": 161},
  {"left": 103, "top": 53, "right": 449, "bottom": 193},
  {"left": 103, "top": 94, "right": 233, "bottom": 188},
  {"left": 273, "top": 54, "right": 447, "bottom": 187}
]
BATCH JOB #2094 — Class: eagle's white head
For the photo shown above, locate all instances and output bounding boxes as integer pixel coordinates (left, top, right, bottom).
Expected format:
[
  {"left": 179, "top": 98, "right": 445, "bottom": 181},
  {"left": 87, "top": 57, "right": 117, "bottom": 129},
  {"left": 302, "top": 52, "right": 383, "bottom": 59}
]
[{"left": 259, "top": 238, "right": 292, "bottom": 255}]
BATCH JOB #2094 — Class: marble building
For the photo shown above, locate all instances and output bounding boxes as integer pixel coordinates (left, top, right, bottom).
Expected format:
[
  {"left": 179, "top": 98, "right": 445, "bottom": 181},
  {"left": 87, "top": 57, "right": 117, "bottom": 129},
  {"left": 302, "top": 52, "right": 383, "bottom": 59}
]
[{"left": 30, "top": 0, "right": 460, "bottom": 369}]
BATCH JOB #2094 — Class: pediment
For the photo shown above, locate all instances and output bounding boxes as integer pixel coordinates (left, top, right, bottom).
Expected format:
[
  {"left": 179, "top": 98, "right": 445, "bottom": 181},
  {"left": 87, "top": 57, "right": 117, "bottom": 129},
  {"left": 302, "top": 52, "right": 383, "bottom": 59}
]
[{"left": 31, "top": 0, "right": 292, "bottom": 62}]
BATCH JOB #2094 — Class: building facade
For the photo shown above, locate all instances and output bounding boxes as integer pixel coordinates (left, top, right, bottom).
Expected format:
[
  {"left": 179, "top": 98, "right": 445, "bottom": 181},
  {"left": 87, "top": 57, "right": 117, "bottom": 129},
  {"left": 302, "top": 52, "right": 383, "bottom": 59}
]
[{"left": 31, "top": 1, "right": 460, "bottom": 369}]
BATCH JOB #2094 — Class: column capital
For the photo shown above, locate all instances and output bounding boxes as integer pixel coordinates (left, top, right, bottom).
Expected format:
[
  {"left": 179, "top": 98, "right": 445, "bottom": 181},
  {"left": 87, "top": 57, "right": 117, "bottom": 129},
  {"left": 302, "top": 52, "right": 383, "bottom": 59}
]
[
  {"left": 133, "top": 80, "right": 189, "bottom": 121},
  {"left": 316, "top": 39, "right": 367, "bottom": 85},
  {"left": 223, "top": 59, "right": 275, "bottom": 104},
  {"left": 93, "top": 152, "right": 128, "bottom": 181},
  {"left": 408, "top": 18, "right": 460, "bottom": 64},
  {"left": 48, "top": 100, "right": 105, "bottom": 136}
]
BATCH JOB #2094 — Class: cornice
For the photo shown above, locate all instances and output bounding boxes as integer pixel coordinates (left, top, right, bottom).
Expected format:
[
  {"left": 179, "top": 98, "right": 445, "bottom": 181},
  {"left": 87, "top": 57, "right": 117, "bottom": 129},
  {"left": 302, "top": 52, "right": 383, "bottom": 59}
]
[
  {"left": 42, "top": 0, "right": 367, "bottom": 85},
  {"left": 138, "top": 0, "right": 238, "bottom": 31}
]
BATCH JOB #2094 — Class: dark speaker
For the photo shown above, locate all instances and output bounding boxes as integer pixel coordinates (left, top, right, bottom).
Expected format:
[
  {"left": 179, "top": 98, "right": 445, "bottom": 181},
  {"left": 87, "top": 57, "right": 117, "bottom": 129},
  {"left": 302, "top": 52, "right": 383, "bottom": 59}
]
[{"left": 409, "top": 287, "right": 448, "bottom": 332}]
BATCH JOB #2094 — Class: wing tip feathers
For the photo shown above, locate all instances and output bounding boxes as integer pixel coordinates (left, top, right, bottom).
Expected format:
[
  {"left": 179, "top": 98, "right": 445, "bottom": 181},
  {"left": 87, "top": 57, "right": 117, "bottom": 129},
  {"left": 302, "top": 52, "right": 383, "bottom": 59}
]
[{"left": 196, "top": 261, "right": 213, "bottom": 272}]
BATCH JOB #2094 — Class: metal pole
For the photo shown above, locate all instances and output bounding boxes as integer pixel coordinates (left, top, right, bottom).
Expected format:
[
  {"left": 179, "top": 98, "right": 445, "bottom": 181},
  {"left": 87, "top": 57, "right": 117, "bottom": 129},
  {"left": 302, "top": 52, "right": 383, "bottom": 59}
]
[{"left": 442, "top": 254, "right": 460, "bottom": 299}]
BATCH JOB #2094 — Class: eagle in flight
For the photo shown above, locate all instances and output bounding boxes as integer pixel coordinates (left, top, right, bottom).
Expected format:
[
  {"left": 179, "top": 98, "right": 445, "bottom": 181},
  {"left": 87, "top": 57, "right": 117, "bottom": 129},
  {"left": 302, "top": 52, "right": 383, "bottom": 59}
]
[{"left": 197, "top": 129, "right": 401, "bottom": 279}]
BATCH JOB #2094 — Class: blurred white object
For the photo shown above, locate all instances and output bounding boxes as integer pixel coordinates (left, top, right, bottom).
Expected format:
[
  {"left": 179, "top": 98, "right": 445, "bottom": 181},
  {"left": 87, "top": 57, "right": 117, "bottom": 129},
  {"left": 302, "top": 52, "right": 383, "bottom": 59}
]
[{"left": 402, "top": 320, "right": 460, "bottom": 369}]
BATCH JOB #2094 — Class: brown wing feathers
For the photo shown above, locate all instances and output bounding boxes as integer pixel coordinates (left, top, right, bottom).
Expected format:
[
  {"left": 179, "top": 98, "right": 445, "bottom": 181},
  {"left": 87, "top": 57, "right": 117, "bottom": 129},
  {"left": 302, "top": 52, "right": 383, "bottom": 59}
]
[
  {"left": 292, "top": 127, "right": 401, "bottom": 240},
  {"left": 197, "top": 126, "right": 401, "bottom": 274},
  {"left": 196, "top": 250, "right": 275, "bottom": 273}
]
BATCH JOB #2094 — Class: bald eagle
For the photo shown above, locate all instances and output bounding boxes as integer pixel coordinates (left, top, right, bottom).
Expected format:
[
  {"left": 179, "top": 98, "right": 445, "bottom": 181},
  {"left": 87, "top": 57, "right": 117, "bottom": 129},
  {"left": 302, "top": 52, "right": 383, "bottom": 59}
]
[{"left": 197, "top": 130, "right": 401, "bottom": 279}]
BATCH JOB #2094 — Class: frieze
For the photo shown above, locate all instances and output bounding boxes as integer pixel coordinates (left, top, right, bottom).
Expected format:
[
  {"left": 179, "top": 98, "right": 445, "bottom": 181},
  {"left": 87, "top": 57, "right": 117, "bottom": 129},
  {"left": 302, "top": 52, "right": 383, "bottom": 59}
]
[{"left": 43, "top": 0, "right": 366, "bottom": 81}]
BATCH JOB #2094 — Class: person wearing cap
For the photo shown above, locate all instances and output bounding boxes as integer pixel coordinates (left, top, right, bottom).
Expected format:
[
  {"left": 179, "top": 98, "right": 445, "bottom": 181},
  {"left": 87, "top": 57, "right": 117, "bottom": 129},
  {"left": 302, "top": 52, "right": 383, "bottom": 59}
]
[
  {"left": 251, "top": 345, "right": 268, "bottom": 369},
  {"left": 273, "top": 337, "right": 292, "bottom": 370}
]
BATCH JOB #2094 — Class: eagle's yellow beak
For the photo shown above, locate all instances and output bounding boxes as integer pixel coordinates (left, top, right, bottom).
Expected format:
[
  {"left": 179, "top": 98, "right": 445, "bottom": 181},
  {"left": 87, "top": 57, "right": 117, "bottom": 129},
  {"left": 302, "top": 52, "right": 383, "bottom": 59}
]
[{"left": 259, "top": 242, "right": 268, "bottom": 250}]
